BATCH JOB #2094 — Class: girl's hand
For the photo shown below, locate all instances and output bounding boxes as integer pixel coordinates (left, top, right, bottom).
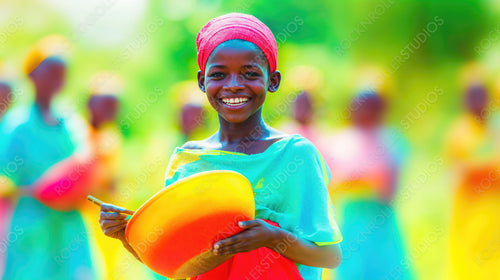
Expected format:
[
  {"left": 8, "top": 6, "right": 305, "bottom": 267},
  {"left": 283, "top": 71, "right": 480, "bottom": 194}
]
[
  {"left": 212, "top": 219, "right": 281, "bottom": 255},
  {"left": 99, "top": 203, "right": 134, "bottom": 241}
]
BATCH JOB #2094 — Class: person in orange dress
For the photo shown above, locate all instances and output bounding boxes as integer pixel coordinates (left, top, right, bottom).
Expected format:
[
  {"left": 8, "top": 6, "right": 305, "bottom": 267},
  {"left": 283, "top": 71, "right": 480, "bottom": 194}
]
[{"left": 446, "top": 83, "right": 500, "bottom": 280}]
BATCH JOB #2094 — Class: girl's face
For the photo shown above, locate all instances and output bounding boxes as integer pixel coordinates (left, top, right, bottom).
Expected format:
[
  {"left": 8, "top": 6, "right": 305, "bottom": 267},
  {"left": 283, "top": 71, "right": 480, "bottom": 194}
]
[
  {"left": 465, "top": 85, "right": 488, "bottom": 118},
  {"left": 350, "top": 95, "right": 385, "bottom": 129},
  {"left": 88, "top": 95, "right": 119, "bottom": 127},
  {"left": 30, "top": 57, "right": 67, "bottom": 101},
  {"left": 198, "top": 40, "right": 280, "bottom": 124}
]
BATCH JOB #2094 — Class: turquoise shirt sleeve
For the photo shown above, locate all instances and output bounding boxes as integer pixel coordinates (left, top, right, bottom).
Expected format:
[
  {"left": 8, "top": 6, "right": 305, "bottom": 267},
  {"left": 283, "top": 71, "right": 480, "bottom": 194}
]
[{"left": 276, "top": 136, "right": 342, "bottom": 245}]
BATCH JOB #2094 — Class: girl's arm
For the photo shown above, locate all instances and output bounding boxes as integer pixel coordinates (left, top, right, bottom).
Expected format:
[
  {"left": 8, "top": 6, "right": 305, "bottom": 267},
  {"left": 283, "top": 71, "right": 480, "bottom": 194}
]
[
  {"left": 213, "top": 219, "right": 342, "bottom": 269},
  {"left": 99, "top": 203, "right": 142, "bottom": 262}
]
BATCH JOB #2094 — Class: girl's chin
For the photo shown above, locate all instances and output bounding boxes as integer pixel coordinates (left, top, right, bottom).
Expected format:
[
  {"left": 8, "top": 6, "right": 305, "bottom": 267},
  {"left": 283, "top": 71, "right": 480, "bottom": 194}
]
[{"left": 220, "top": 113, "right": 251, "bottom": 124}]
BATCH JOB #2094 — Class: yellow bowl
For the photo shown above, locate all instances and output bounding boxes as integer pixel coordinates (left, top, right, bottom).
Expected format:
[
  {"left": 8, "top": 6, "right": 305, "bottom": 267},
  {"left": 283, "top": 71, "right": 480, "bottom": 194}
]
[{"left": 125, "top": 170, "right": 255, "bottom": 278}]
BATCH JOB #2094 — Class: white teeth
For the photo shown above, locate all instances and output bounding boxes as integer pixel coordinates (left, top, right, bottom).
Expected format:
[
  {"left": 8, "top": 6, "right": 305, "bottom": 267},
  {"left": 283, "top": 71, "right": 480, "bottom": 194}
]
[{"left": 221, "top": 97, "right": 249, "bottom": 106}]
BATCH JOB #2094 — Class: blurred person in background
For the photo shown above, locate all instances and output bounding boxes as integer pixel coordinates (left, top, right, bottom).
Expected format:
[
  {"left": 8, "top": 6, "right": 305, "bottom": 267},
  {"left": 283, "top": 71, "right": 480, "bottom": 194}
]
[
  {"left": 445, "top": 83, "right": 500, "bottom": 279},
  {"left": 280, "top": 90, "right": 334, "bottom": 168},
  {"left": 179, "top": 102, "right": 205, "bottom": 142},
  {"left": 327, "top": 92, "right": 412, "bottom": 279},
  {"left": 280, "top": 64, "right": 328, "bottom": 149},
  {"left": 0, "top": 81, "right": 21, "bottom": 150},
  {"left": 83, "top": 71, "right": 123, "bottom": 202},
  {"left": 0, "top": 81, "right": 14, "bottom": 153},
  {"left": 0, "top": 82, "right": 12, "bottom": 123},
  {"left": 281, "top": 89, "right": 342, "bottom": 280},
  {"left": 77, "top": 71, "right": 124, "bottom": 280},
  {"left": 0, "top": 80, "right": 14, "bottom": 278},
  {"left": 0, "top": 36, "right": 95, "bottom": 279},
  {"left": 174, "top": 81, "right": 208, "bottom": 144},
  {"left": 281, "top": 91, "right": 319, "bottom": 141}
]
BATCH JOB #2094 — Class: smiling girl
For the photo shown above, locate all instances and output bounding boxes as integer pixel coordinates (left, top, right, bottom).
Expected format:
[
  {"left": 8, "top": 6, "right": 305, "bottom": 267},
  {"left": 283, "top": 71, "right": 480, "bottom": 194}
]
[{"left": 99, "top": 13, "right": 342, "bottom": 280}]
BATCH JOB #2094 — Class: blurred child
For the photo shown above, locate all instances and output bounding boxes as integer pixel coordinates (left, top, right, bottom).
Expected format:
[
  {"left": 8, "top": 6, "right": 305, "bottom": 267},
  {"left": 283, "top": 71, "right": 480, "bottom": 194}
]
[
  {"left": 0, "top": 36, "right": 95, "bottom": 279},
  {"left": 446, "top": 84, "right": 500, "bottom": 279},
  {"left": 84, "top": 72, "right": 123, "bottom": 201},
  {"left": 0, "top": 82, "right": 12, "bottom": 121},
  {"left": 280, "top": 91, "right": 322, "bottom": 143},
  {"left": 0, "top": 81, "right": 14, "bottom": 154},
  {"left": 327, "top": 92, "right": 412, "bottom": 279},
  {"left": 0, "top": 80, "right": 14, "bottom": 278},
  {"left": 179, "top": 103, "right": 205, "bottom": 142},
  {"left": 76, "top": 72, "right": 125, "bottom": 279},
  {"left": 280, "top": 90, "right": 343, "bottom": 280}
]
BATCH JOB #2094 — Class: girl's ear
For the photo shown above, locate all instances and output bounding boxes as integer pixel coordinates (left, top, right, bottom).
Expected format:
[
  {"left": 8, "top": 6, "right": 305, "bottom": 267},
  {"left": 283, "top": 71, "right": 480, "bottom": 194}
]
[
  {"left": 268, "top": 71, "right": 281, "bottom": 93},
  {"left": 197, "top": 70, "right": 206, "bottom": 92}
]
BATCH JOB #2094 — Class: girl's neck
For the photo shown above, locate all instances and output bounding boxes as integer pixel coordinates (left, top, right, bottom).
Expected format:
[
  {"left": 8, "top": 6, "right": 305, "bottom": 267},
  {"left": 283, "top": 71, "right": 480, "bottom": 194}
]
[
  {"left": 217, "top": 110, "right": 269, "bottom": 144},
  {"left": 90, "top": 117, "right": 103, "bottom": 130},
  {"left": 466, "top": 111, "right": 487, "bottom": 127},
  {"left": 35, "top": 95, "right": 51, "bottom": 112},
  {"left": 35, "top": 96, "right": 59, "bottom": 126}
]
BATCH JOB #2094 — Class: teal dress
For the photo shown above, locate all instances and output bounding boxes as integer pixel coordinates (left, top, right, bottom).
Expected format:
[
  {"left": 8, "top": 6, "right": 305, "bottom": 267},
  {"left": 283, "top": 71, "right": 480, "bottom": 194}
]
[
  {"left": 330, "top": 128, "right": 413, "bottom": 280},
  {"left": 0, "top": 105, "right": 94, "bottom": 280},
  {"left": 0, "top": 107, "right": 27, "bottom": 154},
  {"left": 163, "top": 134, "right": 342, "bottom": 280}
]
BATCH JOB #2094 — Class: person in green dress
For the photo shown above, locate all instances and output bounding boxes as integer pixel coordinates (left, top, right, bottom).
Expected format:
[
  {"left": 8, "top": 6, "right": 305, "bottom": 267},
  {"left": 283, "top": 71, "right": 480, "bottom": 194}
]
[{"left": 1, "top": 51, "right": 94, "bottom": 279}]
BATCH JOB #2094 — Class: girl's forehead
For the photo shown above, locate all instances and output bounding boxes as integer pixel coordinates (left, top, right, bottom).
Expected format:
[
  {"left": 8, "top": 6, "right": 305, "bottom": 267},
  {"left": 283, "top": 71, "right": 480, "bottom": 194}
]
[{"left": 207, "top": 40, "right": 268, "bottom": 68}]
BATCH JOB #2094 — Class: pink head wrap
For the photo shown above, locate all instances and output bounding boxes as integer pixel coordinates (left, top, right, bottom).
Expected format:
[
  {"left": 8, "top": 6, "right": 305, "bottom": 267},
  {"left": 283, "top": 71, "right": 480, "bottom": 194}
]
[{"left": 196, "top": 13, "right": 278, "bottom": 75}]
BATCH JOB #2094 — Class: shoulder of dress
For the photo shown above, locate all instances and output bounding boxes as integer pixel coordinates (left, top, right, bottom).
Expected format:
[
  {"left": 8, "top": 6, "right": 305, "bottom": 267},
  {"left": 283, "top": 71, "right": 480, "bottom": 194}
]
[
  {"left": 181, "top": 140, "right": 201, "bottom": 149},
  {"left": 276, "top": 134, "right": 322, "bottom": 162},
  {"left": 181, "top": 139, "right": 212, "bottom": 150},
  {"left": 181, "top": 133, "right": 221, "bottom": 150},
  {"left": 286, "top": 134, "right": 316, "bottom": 150}
]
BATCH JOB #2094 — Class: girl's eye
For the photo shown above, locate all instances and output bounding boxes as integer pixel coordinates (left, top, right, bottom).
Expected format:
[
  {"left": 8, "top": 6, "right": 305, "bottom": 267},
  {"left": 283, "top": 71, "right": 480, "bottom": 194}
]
[
  {"left": 244, "top": 72, "right": 260, "bottom": 78},
  {"left": 209, "top": 72, "right": 224, "bottom": 79}
]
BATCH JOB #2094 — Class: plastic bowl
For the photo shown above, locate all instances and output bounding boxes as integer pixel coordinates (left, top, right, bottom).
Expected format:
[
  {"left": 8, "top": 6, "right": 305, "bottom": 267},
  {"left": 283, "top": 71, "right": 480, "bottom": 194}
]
[
  {"left": 33, "top": 156, "right": 98, "bottom": 211},
  {"left": 125, "top": 170, "right": 255, "bottom": 278}
]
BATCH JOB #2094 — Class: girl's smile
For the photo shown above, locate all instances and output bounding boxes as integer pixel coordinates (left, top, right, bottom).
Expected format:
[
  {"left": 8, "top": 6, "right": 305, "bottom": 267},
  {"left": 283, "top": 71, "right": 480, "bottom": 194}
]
[{"left": 220, "top": 96, "right": 249, "bottom": 106}]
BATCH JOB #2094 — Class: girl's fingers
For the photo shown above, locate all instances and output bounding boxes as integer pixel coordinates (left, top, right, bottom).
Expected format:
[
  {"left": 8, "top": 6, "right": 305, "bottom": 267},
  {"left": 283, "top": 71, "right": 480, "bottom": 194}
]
[
  {"left": 103, "top": 224, "right": 126, "bottom": 236},
  {"left": 214, "top": 232, "right": 247, "bottom": 248},
  {"left": 238, "top": 219, "right": 262, "bottom": 229},
  {"left": 214, "top": 220, "right": 262, "bottom": 248},
  {"left": 216, "top": 240, "right": 252, "bottom": 255},
  {"left": 100, "top": 211, "right": 128, "bottom": 220},
  {"left": 101, "top": 203, "right": 134, "bottom": 215},
  {"left": 101, "top": 219, "right": 127, "bottom": 230},
  {"left": 214, "top": 231, "right": 254, "bottom": 254}
]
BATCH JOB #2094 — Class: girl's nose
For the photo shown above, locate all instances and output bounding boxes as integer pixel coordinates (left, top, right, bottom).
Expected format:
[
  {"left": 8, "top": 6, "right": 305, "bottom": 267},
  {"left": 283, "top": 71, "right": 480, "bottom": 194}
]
[{"left": 223, "top": 74, "right": 244, "bottom": 92}]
